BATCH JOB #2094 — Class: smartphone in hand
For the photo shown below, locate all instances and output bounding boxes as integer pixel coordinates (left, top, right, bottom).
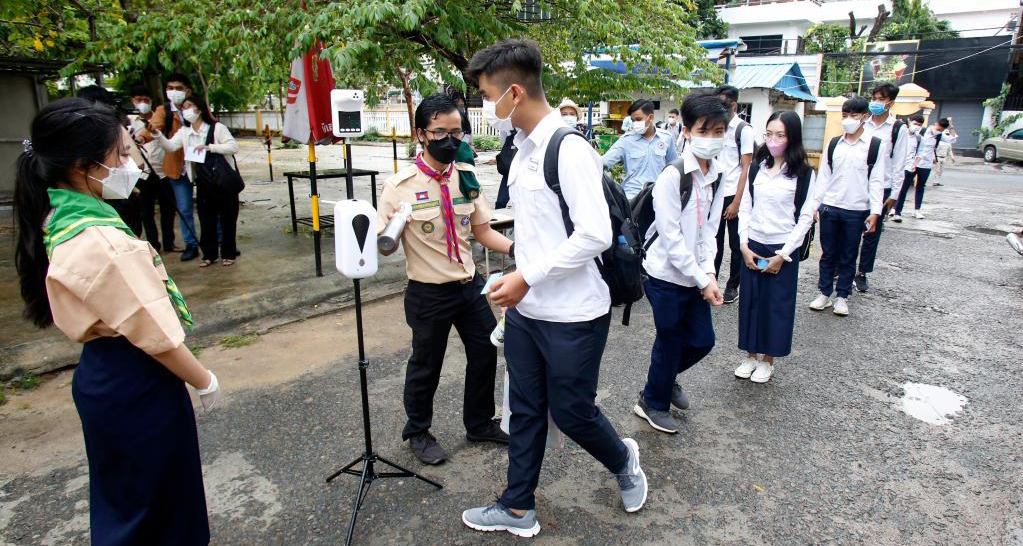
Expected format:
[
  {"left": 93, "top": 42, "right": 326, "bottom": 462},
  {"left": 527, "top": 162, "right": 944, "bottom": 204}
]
[{"left": 755, "top": 258, "right": 769, "bottom": 270}]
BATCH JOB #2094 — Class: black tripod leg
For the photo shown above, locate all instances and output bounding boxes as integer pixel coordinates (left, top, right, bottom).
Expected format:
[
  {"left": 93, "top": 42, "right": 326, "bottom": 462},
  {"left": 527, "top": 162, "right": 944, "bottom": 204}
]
[
  {"left": 345, "top": 462, "right": 373, "bottom": 546},
  {"left": 375, "top": 454, "right": 444, "bottom": 489},
  {"left": 326, "top": 455, "right": 365, "bottom": 483}
]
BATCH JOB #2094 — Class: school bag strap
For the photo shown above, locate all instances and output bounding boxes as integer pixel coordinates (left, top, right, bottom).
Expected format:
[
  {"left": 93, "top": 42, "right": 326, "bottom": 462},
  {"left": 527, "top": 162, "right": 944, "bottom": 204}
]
[
  {"left": 889, "top": 120, "right": 904, "bottom": 158},
  {"left": 642, "top": 159, "right": 720, "bottom": 251},
  {"left": 543, "top": 127, "right": 585, "bottom": 235},
  {"left": 164, "top": 102, "right": 174, "bottom": 135},
  {"left": 734, "top": 120, "right": 750, "bottom": 162},
  {"left": 933, "top": 131, "right": 943, "bottom": 161},
  {"left": 827, "top": 135, "right": 882, "bottom": 178}
]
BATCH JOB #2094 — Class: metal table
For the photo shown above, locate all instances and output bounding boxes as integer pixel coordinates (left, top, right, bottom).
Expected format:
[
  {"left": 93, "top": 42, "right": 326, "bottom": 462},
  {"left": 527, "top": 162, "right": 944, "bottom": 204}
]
[{"left": 284, "top": 168, "right": 380, "bottom": 234}]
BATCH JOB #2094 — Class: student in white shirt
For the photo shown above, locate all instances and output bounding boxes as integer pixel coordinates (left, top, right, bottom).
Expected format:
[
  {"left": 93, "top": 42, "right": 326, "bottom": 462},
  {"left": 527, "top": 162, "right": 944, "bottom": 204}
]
[
  {"left": 735, "top": 111, "right": 816, "bottom": 384},
  {"left": 894, "top": 117, "right": 957, "bottom": 220},
  {"left": 634, "top": 94, "right": 726, "bottom": 434},
  {"left": 461, "top": 39, "right": 648, "bottom": 538},
  {"left": 808, "top": 96, "right": 884, "bottom": 317},
  {"left": 128, "top": 85, "right": 180, "bottom": 254},
  {"left": 854, "top": 83, "right": 909, "bottom": 293},
  {"left": 153, "top": 96, "right": 240, "bottom": 268},
  {"left": 711, "top": 86, "right": 755, "bottom": 304}
]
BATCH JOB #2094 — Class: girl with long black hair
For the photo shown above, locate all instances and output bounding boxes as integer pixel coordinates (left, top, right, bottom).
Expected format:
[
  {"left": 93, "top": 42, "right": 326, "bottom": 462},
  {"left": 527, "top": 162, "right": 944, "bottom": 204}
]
[
  {"left": 14, "top": 97, "right": 218, "bottom": 545},
  {"left": 153, "top": 95, "right": 240, "bottom": 267},
  {"left": 735, "top": 110, "right": 817, "bottom": 383}
]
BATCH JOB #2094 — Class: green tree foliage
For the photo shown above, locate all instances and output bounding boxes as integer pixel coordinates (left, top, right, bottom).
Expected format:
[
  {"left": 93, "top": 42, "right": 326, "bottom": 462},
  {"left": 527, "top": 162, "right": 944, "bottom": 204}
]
[
  {"left": 879, "top": 0, "right": 958, "bottom": 41},
  {"left": 804, "top": 24, "right": 864, "bottom": 97},
  {"left": 0, "top": 0, "right": 90, "bottom": 59},
  {"left": 686, "top": 0, "right": 728, "bottom": 41}
]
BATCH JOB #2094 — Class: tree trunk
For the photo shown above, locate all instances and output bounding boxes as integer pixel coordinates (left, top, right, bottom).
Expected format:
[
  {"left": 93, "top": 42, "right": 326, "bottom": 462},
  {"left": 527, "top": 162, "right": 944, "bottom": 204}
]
[
  {"left": 397, "top": 69, "right": 415, "bottom": 137},
  {"left": 866, "top": 4, "right": 890, "bottom": 43}
]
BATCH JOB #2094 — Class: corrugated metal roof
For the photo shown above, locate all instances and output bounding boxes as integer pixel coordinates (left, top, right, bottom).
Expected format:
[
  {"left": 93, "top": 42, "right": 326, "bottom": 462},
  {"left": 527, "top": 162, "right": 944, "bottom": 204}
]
[{"left": 731, "top": 63, "right": 816, "bottom": 102}]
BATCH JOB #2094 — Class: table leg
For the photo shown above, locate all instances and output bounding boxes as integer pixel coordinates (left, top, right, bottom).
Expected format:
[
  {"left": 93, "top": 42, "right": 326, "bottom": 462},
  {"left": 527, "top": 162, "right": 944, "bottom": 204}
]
[
  {"left": 371, "top": 174, "right": 377, "bottom": 209},
  {"left": 287, "top": 176, "right": 297, "bottom": 234}
]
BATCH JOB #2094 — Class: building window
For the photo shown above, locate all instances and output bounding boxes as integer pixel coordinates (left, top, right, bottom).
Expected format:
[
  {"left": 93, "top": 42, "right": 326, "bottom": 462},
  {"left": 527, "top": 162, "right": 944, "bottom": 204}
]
[
  {"left": 737, "top": 103, "right": 752, "bottom": 123},
  {"left": 740, "top": 34, "right": 783, "bottom": 55},
  {"left": 517, "top": 0, "right": 551, "bottom": 21}
]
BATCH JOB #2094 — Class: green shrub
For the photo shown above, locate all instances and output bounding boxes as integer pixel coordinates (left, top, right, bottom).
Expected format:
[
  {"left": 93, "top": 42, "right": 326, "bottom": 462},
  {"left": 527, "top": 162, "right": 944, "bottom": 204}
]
[
  {"left": 406, "top": 141, "right": 418, "bottom": 158},
  {"left": 473, "top": 135, "right": 501, "bottom": 152}
]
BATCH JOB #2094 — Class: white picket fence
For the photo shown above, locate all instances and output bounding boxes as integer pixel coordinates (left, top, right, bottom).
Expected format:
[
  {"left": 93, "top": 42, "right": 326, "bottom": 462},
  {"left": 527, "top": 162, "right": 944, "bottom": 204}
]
[{"left": 218, "top": 106, "right": 608, "bottom": 138}]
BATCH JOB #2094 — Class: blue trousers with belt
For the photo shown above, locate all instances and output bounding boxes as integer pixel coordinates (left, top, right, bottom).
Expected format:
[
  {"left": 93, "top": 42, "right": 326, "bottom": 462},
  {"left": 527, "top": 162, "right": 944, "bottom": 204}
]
[
  {"left": 642, "top": 276, "right": 715, "bottom": 412},
  {"left": 857, "top": 188, "right": 892, "bottom": 275},
  {"left": 817, "top": 205, "right": 869, "bottom": 298},
  {"left": 499, "top": 308, "right": 628, "bottom": 511}
]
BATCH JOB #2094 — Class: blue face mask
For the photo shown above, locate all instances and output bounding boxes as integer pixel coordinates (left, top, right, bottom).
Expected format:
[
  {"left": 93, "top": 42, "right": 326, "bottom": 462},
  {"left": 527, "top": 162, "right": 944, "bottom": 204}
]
[{"left": 868, "top": 101, "right": 887, "bottom": 116}]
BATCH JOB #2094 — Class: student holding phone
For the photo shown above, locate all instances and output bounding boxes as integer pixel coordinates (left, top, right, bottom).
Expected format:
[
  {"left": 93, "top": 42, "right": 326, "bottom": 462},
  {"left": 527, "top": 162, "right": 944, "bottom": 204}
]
[{"left": 736, "top": 111, "right": 817, "bottom": 383}]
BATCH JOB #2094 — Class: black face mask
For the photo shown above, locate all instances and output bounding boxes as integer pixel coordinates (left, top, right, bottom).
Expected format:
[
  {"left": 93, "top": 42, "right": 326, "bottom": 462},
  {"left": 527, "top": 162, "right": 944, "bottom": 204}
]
[{"left": 424, "top": 135, "right": 460, "bottom": 165}]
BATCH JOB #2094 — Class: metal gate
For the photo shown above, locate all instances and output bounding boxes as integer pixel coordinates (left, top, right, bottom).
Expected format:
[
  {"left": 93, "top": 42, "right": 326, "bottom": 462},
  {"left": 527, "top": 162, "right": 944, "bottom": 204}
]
[{"left": 934, "top": 100, "right": 984, "bottom": 149}]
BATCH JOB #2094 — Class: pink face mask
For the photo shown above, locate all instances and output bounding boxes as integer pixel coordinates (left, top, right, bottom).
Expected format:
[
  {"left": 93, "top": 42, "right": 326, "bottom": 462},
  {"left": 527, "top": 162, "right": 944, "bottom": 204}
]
[{"left": 766, "top": 138, "right": 787, "bottom": 157}]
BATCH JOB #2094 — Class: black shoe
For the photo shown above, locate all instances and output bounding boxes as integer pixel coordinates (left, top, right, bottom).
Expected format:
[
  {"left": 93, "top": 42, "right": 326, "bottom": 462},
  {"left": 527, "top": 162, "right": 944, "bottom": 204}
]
[
  {"left": 723, "top": 287, "right": 739, "bottom": 304},
  {"left": 671, "top": 383, "right": 690, "bottom": 410},
  {"left": 466, "top": 419, "right": 510, "bottom": 445},
  {"left": 854, "top": 273, "right": 869, "bottom": 293},
  {"left": 409, "top": 431, "right": 447, "bottom": 465},
  {"left": 180, "top": 245, "right": 199, "bottom": 262}
]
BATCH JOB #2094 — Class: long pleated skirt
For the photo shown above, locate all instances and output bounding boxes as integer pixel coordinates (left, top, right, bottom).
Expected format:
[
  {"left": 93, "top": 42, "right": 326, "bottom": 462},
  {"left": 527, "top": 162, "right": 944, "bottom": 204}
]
[
  {"left": 72, "top": 336, "right": 210, "bottom": 546},
  {"left": 737, "top": 239, "right": 799, "bottom": 358}
]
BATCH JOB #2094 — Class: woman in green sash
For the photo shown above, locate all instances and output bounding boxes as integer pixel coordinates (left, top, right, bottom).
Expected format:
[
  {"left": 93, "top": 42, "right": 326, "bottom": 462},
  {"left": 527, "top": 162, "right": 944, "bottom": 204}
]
[{"left": 13, "top": 98, "right": 218, "bottom": 546}]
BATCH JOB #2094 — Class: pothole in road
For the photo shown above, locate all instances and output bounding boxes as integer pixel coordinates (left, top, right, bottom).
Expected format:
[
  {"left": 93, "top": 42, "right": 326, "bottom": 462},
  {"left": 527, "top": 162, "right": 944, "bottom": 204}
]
[
  {"left": 899, "top": 382, "right": 968, "bottom": 425},
  {"left": 964, "top": 225, "right": 1006, "bottom": 237}
]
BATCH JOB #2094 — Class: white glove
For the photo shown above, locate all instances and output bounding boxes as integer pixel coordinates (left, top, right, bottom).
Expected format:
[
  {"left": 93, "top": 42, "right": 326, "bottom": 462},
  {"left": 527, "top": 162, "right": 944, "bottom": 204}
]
[{"left": 196, "top": 370, "right": 220, "bottom": 412}]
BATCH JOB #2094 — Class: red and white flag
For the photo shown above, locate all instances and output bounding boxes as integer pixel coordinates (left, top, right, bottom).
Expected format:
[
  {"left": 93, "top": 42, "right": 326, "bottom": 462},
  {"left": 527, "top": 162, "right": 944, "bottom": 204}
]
[{"left": 282, "top": 43, "right": 337, "bottom": 144}]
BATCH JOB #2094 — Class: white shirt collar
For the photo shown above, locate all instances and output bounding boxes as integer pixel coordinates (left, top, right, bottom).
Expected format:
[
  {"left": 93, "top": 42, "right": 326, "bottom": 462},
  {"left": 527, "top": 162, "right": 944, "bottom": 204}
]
[
  {"left": 866, "top": 113, "right": 895, "bottom": 130},
  {"left": 517, "top": 109, "right": 563, "bottom": 149},
  {"left": 728, "top": 115, "right": 742, "bottom": 129},
  {"left": 681, "top": 148, "right": 717, "bottom": 185}
]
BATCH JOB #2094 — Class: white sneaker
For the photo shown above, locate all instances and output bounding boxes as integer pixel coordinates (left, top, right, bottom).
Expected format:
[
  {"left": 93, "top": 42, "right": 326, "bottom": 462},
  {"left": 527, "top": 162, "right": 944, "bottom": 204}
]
[
  {"left": 808, "top": 294, "right": 832, "bottom": 311},
  {"left": 913, "top": 210, "right": 924, "bottom": 219},
  {"left": 833, "top": 297, "right": 849, "bottom": 316},
  {"left": 887, "top": 209, "right": 895, "bottom": 218},
  {"left": 1007, "top": 232, "right": 1023, "bottom": 256},
  {"left": 892, "top": 214, "right": 902, "bottom": 223},
  {"left": 735, "top": 358, "right": 758, "bottom": 379},
  {"left": 750, "top": 363, "right": 774, "bottom": 383}
]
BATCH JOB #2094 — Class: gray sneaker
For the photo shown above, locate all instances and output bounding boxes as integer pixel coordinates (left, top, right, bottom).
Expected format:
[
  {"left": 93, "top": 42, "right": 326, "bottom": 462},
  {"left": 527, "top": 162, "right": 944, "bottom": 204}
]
[
  {"left": 462, "top": 502, "right": 540, "bottom": 538},
  {"left": 617, "top": 438, "right": 648, "bottom": 513},
  {"left": 634, "top": 393, "right": 679, "bottom": 433},
  {"left": 671, "top": 383, "right": 690, "bottom": 410}
]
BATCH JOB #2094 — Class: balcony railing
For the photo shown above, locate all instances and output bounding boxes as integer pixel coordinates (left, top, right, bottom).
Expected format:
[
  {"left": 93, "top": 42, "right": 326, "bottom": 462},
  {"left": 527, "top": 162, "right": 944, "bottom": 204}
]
[{"left": 715, "top": 0, "right": 822, "bottom": 7}]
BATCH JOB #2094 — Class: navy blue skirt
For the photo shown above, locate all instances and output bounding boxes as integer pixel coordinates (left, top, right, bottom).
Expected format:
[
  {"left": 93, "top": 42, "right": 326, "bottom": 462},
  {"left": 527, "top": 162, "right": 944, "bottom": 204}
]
[
  {"left": 73, "top": 336, "right": 209, "bottom": 546},
  {"left": 737, "top": 240, "right": 799, "bottom": 357}
]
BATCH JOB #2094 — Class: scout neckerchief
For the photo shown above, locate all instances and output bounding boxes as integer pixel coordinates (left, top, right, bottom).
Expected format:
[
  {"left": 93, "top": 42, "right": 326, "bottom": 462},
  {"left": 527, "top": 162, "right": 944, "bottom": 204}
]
[
  {"left": 415, "top": 154, "right": 463, "bottom": 264},
  {"left": 454, "top": 140, "right": 481, "bottom": 200},
  {"left": 43, "top": 188, "right": 193, "bottom": 330}
]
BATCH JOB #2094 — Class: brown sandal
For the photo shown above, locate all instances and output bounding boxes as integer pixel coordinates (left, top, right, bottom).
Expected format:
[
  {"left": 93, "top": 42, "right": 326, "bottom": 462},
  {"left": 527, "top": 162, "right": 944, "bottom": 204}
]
[
  {"left": 222, "top": 259, "right": 235, "bottom": 267},
  {"left": 198, "top": 259, "right": 215, "bottom": 268}
]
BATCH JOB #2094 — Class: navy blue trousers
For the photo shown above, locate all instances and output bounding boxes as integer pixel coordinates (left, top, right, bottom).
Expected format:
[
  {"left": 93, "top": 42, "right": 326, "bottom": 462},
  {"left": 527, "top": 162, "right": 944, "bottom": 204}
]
[
  {"left": 817, "top": 205, "right": 869, "bottom": 298},
  {"left": 642, "top": 276, "right": 715, "bottom": 412},
  {"left": 73, "top": 336, "right": 209, "bottom": 546},
  {"left": 499, "top": 308, "right": 627, "bottom": 510},
  {"left": 857, "top": 187, "right": 892, "bottom": 275},
  {"left": 895, "top": 168, "right": 931, "bottom": 214},
  {"left": 738, "top": 240, "right": 799, "bottom": 357}
]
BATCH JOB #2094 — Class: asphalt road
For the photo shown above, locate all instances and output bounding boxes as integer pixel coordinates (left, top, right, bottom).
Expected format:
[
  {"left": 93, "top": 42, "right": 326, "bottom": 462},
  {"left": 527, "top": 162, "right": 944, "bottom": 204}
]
[{"left": 2, "top": 166, "right": 1022, "bottom": 546}]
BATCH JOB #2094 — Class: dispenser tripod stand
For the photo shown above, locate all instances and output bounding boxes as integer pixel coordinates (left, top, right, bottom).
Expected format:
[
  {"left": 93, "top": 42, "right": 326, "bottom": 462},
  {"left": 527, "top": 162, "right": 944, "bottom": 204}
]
[{"left": 325, "top": 142, "right": 443, "bottom": 546}]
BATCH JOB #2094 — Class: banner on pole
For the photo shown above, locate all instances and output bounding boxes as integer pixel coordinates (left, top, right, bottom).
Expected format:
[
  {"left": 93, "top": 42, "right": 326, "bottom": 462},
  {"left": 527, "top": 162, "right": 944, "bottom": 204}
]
[{"left": 282, "top": 43, "right": 337, "bottom": 144}]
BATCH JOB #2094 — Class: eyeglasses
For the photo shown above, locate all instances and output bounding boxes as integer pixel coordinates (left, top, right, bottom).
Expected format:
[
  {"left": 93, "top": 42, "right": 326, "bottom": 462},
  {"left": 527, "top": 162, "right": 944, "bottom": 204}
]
[{"left": 423, "top": 129, "right": 465, "bottom": 140}]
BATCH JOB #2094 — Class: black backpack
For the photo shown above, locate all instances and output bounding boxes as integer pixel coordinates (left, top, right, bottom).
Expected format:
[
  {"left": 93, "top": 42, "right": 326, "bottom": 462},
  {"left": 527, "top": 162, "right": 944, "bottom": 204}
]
[
  {"left": 630, "top": 159, "right": 721, "bottom": 253},
  {"left": 889, "top": 120, "right": 904, "bottom": 158},
  {"left": 827, "top": 135, "right": 882, "bottom": 177},
  {"left": 195, "top": 122, "right": 245, "bottom": 194},
  {"left": 746, "top": 162, "right": 815, "bottom": 262},
  {"left": 544, "top": 127, "right": 645, "bottom": 325}
]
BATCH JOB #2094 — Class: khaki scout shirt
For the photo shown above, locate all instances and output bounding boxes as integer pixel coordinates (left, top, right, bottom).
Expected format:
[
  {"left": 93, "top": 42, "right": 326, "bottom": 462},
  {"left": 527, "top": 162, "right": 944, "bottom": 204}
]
[{"left": 377, "top": 162, "right": 492, "bottom": 284}]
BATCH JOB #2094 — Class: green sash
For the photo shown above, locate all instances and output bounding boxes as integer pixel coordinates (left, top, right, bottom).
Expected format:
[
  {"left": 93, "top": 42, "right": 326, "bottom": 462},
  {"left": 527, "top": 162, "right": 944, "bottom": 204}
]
[{"left": 44, "top": 189, "right": 193, "bottom": 330}]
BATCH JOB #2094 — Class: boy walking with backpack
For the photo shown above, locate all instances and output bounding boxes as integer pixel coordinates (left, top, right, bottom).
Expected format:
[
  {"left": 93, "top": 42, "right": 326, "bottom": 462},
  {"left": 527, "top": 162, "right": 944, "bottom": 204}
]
[
  {"left": 461, "top": 39, "right": 647, "bottom": 538},
  {"left": 634, "top": 94, "right": 727, "bottom": 434},
  {"left": 809, "top": 97, "right": 885, "bottom": 317}
]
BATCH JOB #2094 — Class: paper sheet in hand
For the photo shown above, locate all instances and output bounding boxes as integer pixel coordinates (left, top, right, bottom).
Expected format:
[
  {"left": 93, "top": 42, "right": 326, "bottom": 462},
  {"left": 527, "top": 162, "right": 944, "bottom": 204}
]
[
  {"left": 480, "top": 272, "right": 503, "bottom": 295},
  {"left": 185, "top": 146, "right": 207, "bottom": 163}
]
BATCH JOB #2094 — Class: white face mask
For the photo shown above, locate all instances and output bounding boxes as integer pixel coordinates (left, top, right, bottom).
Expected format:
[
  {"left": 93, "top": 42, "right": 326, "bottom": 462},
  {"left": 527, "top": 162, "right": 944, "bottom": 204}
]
[
  {"left": 135, "top": 102, "right": 151, "bottom": 115},
  {"left": 689, "top": 136, "right": 724, "bottom": 159},
  {"left": 182, "top": 108, "right": 200, "bottom": 124},
  {"left": 631, "top": 118, "right": 648, "bottom": 135},
  {"left": 841, "top": 117, "right": 863, "bottom": 134},
  {"left": 90, "top": 159, "right": 143, "bottom": 200},
  {"left": 667, "top": 118, "right": 678, "bottom": 126},
  {"left": 167, "top": 89, "right": 186, "bottom": 105},
  {"left": 562, "top": 115, "right": 578, "bottom": 127},
  {"left": 909, "top": 124, "right": 922, "bottom": 134},
  {"left": 482, "top": 87, "right": 516, "bottom": 134}
]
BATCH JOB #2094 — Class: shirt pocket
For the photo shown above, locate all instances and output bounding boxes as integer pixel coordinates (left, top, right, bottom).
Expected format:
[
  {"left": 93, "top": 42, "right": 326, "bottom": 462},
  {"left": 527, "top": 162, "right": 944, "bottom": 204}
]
[
  {"left": 453, "top": 203, "right": 475, "bottom": 236},
  {"left": 410, "top": 208, "right": 443, "bottom": 241}
]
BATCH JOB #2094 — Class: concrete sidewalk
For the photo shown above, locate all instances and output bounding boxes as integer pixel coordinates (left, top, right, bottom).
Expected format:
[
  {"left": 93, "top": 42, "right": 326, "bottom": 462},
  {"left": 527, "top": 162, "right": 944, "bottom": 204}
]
[{"left": 0, "top": 140, "right": 504, "bottom": 377}]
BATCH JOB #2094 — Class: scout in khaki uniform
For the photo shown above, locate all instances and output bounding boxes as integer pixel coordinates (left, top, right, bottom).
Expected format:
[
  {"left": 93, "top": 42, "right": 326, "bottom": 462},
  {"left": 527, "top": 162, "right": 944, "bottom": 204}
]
[{"left": 378, "top": 94, "right": 514, "bottom": 465}]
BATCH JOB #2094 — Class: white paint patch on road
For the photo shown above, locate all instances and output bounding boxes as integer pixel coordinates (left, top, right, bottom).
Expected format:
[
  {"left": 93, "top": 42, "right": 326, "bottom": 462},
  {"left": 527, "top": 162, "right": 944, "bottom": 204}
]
[
  {"left": 39, "top": 510, "right": 88, "bottom": 546},
  {"left": 900, "top": 382, "right": 967, "bottom": 425},
  {"left": 0, "top": 495, "right": 27, "bottom": 534},
  {"left": 203, "top": 451, "right": 282, "bottom": 528}
]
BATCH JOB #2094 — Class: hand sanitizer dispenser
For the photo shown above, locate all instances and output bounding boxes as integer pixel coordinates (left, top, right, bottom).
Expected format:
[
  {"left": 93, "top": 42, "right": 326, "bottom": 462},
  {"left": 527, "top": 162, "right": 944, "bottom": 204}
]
[{"left": 334, "top": 199, "right": 378, "bottom": 279}]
